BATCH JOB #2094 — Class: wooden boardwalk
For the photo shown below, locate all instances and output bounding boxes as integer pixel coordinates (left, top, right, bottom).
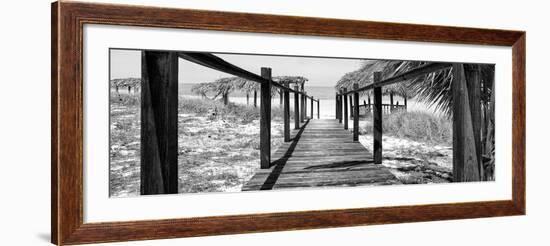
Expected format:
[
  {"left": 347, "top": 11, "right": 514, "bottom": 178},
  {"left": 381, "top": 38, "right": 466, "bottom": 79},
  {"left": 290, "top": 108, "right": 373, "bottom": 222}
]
[{"left": 242, "top": 119, "right": 398, "bottom": 191}]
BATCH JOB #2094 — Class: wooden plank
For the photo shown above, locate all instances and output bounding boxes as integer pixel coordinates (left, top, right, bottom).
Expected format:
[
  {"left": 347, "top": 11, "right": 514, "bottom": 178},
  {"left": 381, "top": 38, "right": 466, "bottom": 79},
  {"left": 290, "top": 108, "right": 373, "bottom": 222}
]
[
  {"left": 343, "top": 88, "right": 348, "bottom": 129},
  {"left": 294, "top": 85, "right": 300, "bottom": 129},
  {"left": 260, "top": 67, "right": 272, "bottom": 169},
  {"left": 353, "top": 83, "right": 360, "bottom": 141},
  {"left": 140, "top": 51, "right": 178, "bottom": 195},
  {"left": 373, "top": 72, "right": 383, "bottom": 164},
  {"left": 283, "top": 81, "right": 290, "bottom": 142},
  {"left": 452, "top": 64, "right": 480, "bottom": 181}
]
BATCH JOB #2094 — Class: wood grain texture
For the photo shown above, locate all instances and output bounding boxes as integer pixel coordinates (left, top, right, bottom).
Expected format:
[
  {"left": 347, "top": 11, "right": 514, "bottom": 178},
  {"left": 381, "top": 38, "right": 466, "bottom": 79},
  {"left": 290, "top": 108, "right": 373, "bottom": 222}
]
[
  {"left": 242, "top": 119, "right": 397, "bottom": 191},
  {"left": 51, "top": 1, "right": 526, "bottom": 244}
]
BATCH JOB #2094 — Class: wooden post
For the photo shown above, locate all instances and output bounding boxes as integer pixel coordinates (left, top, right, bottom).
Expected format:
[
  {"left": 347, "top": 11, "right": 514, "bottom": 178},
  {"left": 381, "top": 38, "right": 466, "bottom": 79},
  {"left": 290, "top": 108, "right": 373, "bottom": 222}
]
[
  {"left": 253, "top": 90, "right": 257, "bottom": 108},
  {"left": 338, "top": 90, "right": 343, "bottom": 123},
  {"left": 390, "top": 92, "right": 394, "bottom": 113},
  {"left": 283, "top": 82, "right": 290, "bottom": 142},
  {"left": 300, "top": 84, "right": 305, "bottom": 122},
  {"left": 260, "top": 67, "right": 272, "bottom": 169},
  {"left": 317, "top": 99, "right": 320, "bottom": 119},
  {"left": 452, "top": 64, "right": 480, "bottom": 181},
  {"left": 343, "top": 88, "right": 348, "bottom": 130},
  {"left": 294, "top": 85, "right": 300, "bottom": 129},
  {"left": 280, "top": 88, "right": 283, "bottom": 106},
  {"left": 349, "top": 95, "right": 353, "bottom": 118},
  {"left": 246, "top": 93, "right": 250, "bottom": 105},
  {"left": 465, "top": 64, "right": 483, "bottom": 180},
  {"left": 353, "top": 83, "right": 360, "bottom": 141},
  {"left": 140, "top": 51, "right": 178, "bottom": 195},
  {"left": 310, "top": 96, "right": 314, "bottom": 119},
  {"left": 373, "top": 72, "right": 383, "bottom": 164},
  {"left": 335, "top": 93, "right": 339, "bottom": 119},
  {"left": 404, "top": 97, "right": 407, "bottom": 111},
  {"left": 304, "top": 92, "right": 308, "bottom": 120}
]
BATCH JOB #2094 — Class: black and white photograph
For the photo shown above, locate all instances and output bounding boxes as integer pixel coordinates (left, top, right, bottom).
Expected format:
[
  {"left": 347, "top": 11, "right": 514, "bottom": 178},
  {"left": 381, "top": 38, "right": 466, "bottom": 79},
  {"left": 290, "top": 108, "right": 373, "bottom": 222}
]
[{"left": 109, "top": 49, "right": 495, "bottom": 197}]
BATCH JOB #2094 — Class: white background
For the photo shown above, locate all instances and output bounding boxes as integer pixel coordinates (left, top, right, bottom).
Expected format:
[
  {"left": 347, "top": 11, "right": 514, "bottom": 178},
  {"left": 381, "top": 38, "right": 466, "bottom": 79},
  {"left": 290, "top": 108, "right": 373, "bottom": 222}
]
[{"left": 0, "top": 0, "right": 546, "bottom": 245}]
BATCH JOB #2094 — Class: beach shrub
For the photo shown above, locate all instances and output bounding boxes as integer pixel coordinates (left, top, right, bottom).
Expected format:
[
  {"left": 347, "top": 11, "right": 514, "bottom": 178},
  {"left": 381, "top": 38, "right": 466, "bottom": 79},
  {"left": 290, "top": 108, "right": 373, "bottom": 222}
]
[
  {"left": 362, "top": 111, "right": 451, "bottom": 144},
  {"left": 179, "top": 97, "right": 291, "bottom": 124}
]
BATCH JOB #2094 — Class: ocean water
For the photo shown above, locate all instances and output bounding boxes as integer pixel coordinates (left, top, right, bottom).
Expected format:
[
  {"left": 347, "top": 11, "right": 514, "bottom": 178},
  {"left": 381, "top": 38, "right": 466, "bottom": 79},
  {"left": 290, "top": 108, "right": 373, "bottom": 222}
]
[{"left": 178, "top": 83, "right": 441, "bottom": 118}]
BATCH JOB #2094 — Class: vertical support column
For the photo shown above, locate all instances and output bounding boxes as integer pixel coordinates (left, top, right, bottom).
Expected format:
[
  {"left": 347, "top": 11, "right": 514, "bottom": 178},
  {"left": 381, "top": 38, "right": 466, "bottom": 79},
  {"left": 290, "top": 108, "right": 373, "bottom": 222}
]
[
  {"left": 300, "top": 84, "right": 305, "bottom": 122},
  {"left": 246, "top": 93, "right": 250, "bottom": 105},
  {"left": 310, "top": 96, "right": 314, "bottom": 119},
  {"left": 353, "top": 84, "right": 360, "bottom": 141},
  {"left": 373, "top": 72, "right": 383, "bottom": 164},
  {"left": 260, "top": 67, "right": 272, "bottom": 169},
  {"left": 317, "top": 99, "right": 320, "bottom": 119},
  {"left": 389, "top": 93, "right": 394, "bottom": 113},
  {"left": 343, "top": 88, "right": 348, "bottom": 130},
  {"left": 349, "top": 95, "right": 353, "bottom": 118},
  {"left": 253, "top": 90, "right": 257, "bottom": 108},
  {"left": 452, "top": 64, "right": 481, "bottom": 181},
  {"left": 338, "top": 90, "right": 343, "bottom": 123},
  {"left": 294, "top": 85, "right": 300, "bottom": 129},
  {"left": 304, "top": 92, "right": 308, "bottom": 120},
  {"left": 335, "top": 93, "right": 339, "bottom": 119},
  {"left": 140, "top": 51, "right": 179, "bottom": 195},
  {"left": 279, "top": 87, "right": 283, "bottom": 106},
  {"left": 283, "top": 82, "right": 290, "bottom": 142}
]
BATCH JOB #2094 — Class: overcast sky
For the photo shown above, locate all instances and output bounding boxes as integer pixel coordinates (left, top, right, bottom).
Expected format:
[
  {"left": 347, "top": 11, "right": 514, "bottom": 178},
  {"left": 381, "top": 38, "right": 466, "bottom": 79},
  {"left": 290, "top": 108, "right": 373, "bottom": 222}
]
[{"left": 110, "top": 49, "right": 364, "bottom": 87}]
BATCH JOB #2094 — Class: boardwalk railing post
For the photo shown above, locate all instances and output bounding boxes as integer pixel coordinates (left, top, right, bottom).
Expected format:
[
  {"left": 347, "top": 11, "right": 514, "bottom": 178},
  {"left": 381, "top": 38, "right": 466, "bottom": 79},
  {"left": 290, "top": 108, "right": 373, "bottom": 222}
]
[
  {"left": 373, "top": 72, "right": 383, "bottom": 164},
  {"left": 310, "top": 96, "right": 314, "bottom": 119},
  {"left": 389, "top": 92, "right": 394, "bottom": 113},
  {"left": 253, "top": 89, "right": 257, "bottom": 108},
  {"left": 304, "top": 92, "right": 308, "bottom": 120},
  {"left": 334, "top": 92, "right": 338, "bottom": 119},
  {"left": 140, "top": 51, "right": 179, "bottom": 195},
  {"left": 317, "top": 99, "right": 320, "bottom": 119},
  {"left": 353, "top": 83, "right": 360, "bottom": 141},
  {"left": 452, "top": 64, "right": 481, "bottom": 181},
  {"left": 283, "top": 81, "right": 290, "bottom": 142},
  {"left": 260, "top": 67, "right": 272, "bottom": 169},
  {"left": 343, "top": 88, "right": 348, "bottom": 130},
  {"left": 336, "top": 90, "right": 342, "bottom": 123},
  {"left": 294, "top": 85, "right": 300, "bottom": 129},
  {"left": 349, "top": 95, "right": 353, "bottom": 118}
]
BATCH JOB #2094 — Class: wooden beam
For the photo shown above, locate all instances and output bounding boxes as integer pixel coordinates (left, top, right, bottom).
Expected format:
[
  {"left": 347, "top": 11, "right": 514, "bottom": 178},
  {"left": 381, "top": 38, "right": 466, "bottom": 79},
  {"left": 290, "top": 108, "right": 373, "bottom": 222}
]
[
  {"left": 373, "top": 72, "right": 383, "bottom": 164},
  {"left": 283, "top": 81, "right": 290, "bottom": 142},
  {"left": 452, "top": 64, "right": 480, "bottom": 181},
  {"left": 140, "top": 51, "right": 178, "bottom": 195},
  {"left": 344, "top": 63, "right": 452, "bottom": 95},
  {"left": 294, "top": 85, "right": 300, "bottom": 129},
  {"left": 260, "top": 67, "right": 272, "bottom": 169},
  {"left": 353, "top": 84, "right": 360, "bottom": 141},
  {"left": 343, "top": 88, "right": 348, "bottom": 130}
]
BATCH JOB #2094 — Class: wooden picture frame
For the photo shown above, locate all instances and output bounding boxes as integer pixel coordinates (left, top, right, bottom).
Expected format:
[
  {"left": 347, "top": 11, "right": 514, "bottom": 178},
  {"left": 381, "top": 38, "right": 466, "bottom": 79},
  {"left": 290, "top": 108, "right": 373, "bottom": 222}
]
[{"left": 51, "top": 1, "right": 525, "bottom": 245}]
